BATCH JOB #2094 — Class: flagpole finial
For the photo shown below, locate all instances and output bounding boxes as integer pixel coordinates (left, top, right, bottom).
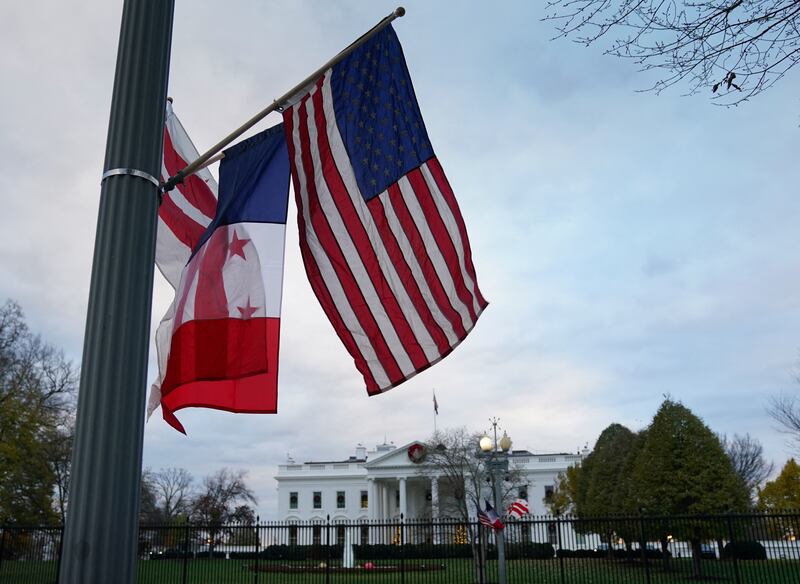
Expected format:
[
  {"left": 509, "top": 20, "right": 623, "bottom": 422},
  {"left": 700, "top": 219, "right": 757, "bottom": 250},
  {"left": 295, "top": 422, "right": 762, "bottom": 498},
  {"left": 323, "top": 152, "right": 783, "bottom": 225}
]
[{"left": 394, "top": 6, "right": 406, "bottom": 17}]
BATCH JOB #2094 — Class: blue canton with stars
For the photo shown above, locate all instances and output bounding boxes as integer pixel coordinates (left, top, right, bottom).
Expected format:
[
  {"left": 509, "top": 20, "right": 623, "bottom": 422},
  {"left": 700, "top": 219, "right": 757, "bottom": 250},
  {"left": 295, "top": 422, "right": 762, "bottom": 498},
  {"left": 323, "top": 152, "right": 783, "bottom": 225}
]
[{"left": 331, "top": 25, "right": 434, "bottom": 202}]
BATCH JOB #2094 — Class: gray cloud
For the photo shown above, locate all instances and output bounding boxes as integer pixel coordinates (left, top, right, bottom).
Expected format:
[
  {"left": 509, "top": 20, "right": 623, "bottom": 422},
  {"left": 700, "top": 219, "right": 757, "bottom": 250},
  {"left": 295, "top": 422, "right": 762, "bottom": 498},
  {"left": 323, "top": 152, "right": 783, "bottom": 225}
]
[{"left": 2, "top": 0, "right": 799, "bottom": 517}]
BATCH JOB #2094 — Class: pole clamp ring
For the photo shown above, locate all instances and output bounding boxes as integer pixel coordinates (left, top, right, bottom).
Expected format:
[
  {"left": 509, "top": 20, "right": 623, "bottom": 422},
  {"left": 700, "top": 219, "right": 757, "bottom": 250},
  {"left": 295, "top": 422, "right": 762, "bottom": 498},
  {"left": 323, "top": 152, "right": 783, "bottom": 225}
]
[{"left": 101, "top": 168, "right": 161, "bottom": 190}]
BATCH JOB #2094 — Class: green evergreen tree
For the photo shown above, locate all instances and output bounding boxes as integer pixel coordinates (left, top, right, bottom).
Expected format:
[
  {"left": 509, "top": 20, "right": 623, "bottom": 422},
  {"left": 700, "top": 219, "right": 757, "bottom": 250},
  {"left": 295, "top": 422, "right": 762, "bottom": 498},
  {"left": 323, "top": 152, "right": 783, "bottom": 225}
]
[
  {"left": 632, "top": 399, "right": 749, "bottom": 577},
  {"left": 582, "top": 424, "right": 638, "bottom": 517},
  {"left": 573, "top": 424, "right": 641, "bottom": 552}
]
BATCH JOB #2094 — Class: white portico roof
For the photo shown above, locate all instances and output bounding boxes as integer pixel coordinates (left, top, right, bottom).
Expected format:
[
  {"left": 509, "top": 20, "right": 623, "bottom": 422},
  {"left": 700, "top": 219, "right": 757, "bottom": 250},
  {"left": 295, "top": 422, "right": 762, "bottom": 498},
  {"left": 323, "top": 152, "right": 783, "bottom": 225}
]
[{"left": 364, "top": 441, "right": 426, "bottom": 478}]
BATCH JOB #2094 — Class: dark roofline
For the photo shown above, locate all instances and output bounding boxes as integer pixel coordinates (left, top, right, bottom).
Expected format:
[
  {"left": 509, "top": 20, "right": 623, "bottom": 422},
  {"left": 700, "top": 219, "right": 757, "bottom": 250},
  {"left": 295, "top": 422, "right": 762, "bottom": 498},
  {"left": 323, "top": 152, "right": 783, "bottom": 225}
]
[
  {"left": 302, "top": 458, "right": 367, "bottom": 465},
  {"left": 510, "top": 450, "right": 577, "bottom": 457}
]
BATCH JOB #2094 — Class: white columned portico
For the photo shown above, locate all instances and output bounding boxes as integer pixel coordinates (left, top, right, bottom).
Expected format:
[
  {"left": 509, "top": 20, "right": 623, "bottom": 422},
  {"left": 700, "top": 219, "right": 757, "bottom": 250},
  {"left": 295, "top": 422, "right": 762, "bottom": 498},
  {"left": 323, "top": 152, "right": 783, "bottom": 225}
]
[
  {"left": 382, "top": 482, "right": 389, "bottom": 519},
  {"left": 399, "top": 477, "right": 408, "bottom": 518},
  {"left": 367, "top": 477, "right": 376, "bottom": 521},
  {"left": 431, "top": 476, "right": 440, "bottom": 544},
  {"left": 431, "top": 476, "right": 439, "bottom": 518}
]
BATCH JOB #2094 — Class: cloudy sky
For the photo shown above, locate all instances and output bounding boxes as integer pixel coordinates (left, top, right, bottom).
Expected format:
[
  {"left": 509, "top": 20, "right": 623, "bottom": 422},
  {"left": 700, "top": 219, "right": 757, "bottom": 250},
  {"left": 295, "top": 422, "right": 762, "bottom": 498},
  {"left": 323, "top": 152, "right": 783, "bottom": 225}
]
[{"left": 2, "top": 1, "right": 799, "bottom": 518}]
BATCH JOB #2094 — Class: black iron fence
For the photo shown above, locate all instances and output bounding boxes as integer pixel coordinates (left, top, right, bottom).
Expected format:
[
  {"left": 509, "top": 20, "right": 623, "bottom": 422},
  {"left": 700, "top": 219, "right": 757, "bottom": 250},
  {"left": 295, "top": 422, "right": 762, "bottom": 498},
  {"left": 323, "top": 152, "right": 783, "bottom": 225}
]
[{"left": 2, "top": 513, "right": 800, "bottom": 583}]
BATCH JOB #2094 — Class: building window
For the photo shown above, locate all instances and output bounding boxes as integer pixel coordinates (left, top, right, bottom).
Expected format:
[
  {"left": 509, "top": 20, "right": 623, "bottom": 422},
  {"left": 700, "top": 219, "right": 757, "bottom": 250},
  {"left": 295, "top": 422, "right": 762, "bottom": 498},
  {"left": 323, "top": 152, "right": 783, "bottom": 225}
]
[
  {"left": 337, "top": 526, "right": 346, "bottom": 545},
  {"left": 313, "top": 525, "right": 321, "bottom": 545},
  {"left": 313, "top": 491, "right": 322, "bottom": 509},
  {"left": 289, "top": 491, "right": 298, "bottom": 510},
  {"left": 544, "top": 485, "right": 554, "bottom": 501},
  {"left": 395, "top": 489, "right": 400, "bottom": 507},
  {"left": 519, "top": 486, "right": 528, "bottom": 501},
  {"left": 361, "top": 490, "right": 369, "bottom": 509},
  {"left": 337, "top": 491, "right": 346, "bottom": 509},
  {"left": 360, "top": 525, "right": 369, "bottom": 545},
  {"left": 289, "top": 526, "right": 298, "bottom": 546}
]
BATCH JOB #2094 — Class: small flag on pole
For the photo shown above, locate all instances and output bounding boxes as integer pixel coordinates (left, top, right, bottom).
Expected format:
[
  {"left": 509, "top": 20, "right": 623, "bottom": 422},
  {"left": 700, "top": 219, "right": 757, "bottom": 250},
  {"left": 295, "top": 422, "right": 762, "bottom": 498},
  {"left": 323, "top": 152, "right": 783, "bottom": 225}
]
[
  {"left": 283, "top": 24, "right": 487, "bottom": 395},
  {"left": 150, "top": 124, "right": 290, "bottom": 433},
  {"left": 433, "top": 390, "right": 439, "bottom": 415},
  {"left": 478, "top": 500, "right": 504, "bottom": 531},
  {"left": 507, "top": 498, "right": 530, "bottom": 519}
]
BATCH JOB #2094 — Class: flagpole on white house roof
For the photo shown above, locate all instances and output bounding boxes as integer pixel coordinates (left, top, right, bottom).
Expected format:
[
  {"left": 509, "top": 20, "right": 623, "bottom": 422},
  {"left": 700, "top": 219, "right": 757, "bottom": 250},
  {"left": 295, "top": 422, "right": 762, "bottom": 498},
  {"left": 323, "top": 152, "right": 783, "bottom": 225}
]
[{"left": 162, "top": 6, "right": 406, "bottom": 192}]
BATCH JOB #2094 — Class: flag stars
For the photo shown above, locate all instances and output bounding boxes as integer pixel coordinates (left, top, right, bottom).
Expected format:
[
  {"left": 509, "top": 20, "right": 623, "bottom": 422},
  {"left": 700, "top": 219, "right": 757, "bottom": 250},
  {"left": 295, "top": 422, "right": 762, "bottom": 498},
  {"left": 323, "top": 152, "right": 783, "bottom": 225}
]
[
  {"left": 228, "top": 231, "right": 250, "bottom": 260},
  {"left": 237, "top": 298, "right": 259, "bottom": 320}
]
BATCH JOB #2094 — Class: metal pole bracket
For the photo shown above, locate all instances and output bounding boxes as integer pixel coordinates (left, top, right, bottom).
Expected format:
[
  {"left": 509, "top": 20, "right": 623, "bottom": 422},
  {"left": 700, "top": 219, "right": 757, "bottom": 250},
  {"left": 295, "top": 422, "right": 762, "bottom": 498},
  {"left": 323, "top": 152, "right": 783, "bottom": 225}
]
[{"left": 101, "top": 168, "right": 161, "bottom": 190}]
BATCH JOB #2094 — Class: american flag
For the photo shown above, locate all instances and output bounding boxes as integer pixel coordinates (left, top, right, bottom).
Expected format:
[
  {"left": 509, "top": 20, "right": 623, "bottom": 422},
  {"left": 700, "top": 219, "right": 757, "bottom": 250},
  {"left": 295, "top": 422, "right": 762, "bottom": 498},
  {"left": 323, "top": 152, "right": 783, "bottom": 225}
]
[
  {"left": 283, "top": 24, "right": 487, "bottom": 393},
  {"left": 478, "top": 500, "right": 504, "bottom": 531},
  {"left": 148, "top": 101, "right": 218, "bottom": 419},
  {"left": 507, "top": 498, "right": 530, "bottom": 519}
]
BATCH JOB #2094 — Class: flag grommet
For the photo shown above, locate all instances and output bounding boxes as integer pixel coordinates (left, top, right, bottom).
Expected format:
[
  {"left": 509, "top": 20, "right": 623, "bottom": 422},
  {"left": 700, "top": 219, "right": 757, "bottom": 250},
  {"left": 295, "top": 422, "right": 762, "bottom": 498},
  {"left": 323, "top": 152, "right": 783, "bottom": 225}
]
[{"left": 101, "top": 167, "right": 161, "bottom": 189}]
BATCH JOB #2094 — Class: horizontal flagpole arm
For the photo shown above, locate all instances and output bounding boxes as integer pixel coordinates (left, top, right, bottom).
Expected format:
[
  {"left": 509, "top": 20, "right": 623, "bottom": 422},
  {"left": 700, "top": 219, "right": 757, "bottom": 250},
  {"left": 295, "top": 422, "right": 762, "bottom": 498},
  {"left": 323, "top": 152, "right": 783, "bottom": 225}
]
[{"left": 163, "top": 6, "right": 405, "bottom": 192}]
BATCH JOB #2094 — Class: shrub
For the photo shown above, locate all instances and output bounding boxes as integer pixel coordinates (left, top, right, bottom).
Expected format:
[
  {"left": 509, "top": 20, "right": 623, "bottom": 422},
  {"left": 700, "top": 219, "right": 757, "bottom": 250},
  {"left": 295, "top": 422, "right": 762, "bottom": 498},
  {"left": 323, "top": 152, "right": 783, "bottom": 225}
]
[{"left": 722, "top": 541, "right": 767, "bottom": 561}]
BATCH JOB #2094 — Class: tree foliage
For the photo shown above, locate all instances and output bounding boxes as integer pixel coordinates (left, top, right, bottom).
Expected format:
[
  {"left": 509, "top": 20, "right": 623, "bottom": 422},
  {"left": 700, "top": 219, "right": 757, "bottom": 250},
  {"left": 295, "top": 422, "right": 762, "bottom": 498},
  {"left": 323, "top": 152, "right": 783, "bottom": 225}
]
[
  {"left": 0, "top": 300, "right": 77, "bottom": 525},
  {"left": 633, "top": 400, "right": 749, "bottom": 516},
  {"left": 632, "top": 399, "right": 749, "bottom": 577},
  {"left": 143, "top": 467, "right": 194, "bottom": 524},
  {"left": 544, "top": 0, "right": 800, "bottom": 104},
  {"left": 546, "top": 465, "right": 582, "bottom": 515},
  {"left": 580, "top": 424, "right": 638, "bottom": 516},
  {"left": 758, "top": 458, "right": 800, "bottom": 509}
]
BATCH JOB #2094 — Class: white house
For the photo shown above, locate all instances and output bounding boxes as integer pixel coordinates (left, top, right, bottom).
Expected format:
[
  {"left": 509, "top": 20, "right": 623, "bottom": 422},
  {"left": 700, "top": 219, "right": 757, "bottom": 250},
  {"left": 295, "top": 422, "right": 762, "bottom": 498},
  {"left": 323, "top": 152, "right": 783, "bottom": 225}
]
[{"left": 275, "top": 440, "right": 588, "bottom": 523}]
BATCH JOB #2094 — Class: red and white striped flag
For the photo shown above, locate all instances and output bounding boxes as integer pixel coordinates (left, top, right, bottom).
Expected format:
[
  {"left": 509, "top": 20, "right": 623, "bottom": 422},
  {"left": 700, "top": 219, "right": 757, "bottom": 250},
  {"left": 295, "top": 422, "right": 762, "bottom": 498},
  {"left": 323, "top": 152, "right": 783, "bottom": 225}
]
[
  {"left": 508, "top": 498, "right": 530, "bottom": 519},
  {"left": 283, "top": 25, "right": 487, "bottom": 394},
  {"left": 147, "top": 102, "right": 219, "bottom": 421}
]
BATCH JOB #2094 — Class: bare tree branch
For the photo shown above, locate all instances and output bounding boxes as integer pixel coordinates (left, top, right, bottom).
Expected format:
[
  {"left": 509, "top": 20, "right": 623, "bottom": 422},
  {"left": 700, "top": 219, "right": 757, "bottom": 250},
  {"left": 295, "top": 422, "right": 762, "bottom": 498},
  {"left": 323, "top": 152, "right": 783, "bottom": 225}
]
[{"left": 544, "top": 0, "right": 800, "bottom": 104}]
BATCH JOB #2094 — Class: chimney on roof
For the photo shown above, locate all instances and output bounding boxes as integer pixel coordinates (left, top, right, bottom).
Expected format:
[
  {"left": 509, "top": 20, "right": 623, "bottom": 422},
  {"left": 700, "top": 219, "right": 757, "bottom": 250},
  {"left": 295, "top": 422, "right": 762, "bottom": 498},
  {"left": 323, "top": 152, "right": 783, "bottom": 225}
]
[{"left": 355, "top": 443, "right": 367, "bottom": 460}]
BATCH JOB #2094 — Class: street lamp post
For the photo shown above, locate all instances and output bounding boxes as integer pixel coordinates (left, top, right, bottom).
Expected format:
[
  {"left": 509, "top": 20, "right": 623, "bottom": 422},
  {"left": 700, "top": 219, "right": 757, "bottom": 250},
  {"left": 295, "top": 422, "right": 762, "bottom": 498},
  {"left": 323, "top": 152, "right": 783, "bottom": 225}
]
[{"left": 479, "top": 418, "right": 512, "bottom": 584}]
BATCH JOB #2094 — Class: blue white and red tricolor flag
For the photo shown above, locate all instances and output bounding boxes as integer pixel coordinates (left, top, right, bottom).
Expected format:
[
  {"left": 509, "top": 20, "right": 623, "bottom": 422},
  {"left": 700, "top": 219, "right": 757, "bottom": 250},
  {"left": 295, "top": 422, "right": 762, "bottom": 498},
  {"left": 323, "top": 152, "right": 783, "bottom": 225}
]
[
  {"left": 282, "top": 24, "right": 487, "bottom": 393},
  {"left": 478, "top": 500, "right": 505, "bottom": 531},
  {"left": 149, "top": 123, "right": 290, "bottom": 433},
  {"left": 507, "top": 498, "right": 530, "bottom": 519}
]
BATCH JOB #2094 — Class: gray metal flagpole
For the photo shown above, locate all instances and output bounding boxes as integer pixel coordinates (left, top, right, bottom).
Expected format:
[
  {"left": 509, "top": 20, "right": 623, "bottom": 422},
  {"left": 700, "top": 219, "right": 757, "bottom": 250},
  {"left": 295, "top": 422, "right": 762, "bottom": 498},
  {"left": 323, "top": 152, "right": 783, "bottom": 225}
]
[{"left": 58, "top": 0, "right": 174, "bottom": 582}]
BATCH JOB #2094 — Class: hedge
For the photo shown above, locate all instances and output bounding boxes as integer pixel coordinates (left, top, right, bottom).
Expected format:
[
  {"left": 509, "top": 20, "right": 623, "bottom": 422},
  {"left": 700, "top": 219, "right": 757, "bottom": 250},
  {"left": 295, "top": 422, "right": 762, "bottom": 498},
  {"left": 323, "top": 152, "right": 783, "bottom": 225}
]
[{"left": 722, "top": 541, "right": 767, "bottom": 561}]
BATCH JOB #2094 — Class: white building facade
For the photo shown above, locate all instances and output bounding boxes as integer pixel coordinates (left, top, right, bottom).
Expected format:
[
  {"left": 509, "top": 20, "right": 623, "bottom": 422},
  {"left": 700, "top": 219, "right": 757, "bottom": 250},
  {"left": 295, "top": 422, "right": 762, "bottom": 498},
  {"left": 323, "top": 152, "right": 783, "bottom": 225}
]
[{"left": 275, "top": 440, "right": 587, "bottom": 523}]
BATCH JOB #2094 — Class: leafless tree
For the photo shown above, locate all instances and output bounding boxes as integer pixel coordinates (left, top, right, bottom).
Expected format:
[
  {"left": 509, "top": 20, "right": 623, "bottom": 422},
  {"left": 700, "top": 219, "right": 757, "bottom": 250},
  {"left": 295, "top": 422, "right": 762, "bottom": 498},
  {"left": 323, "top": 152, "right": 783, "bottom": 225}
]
[
  {"left": 47, "top": 421, "right": 74, "bottom": 524},
  {"left": 420, "top": 428, "right": 524, "bottom": 584},
  {"left": 720, "top": 433, "right": 774, "bottom": 500},
  {"left": 191, "top": 468, "right": 257, "bottom": 553},
  {"left": 544, "top": 0, "right": 800, "bottom": 104},
  {"left": 147, "top": 467, "right": 194, "bottom": 523},
  {"left": 767, "top": 393, "right": 800, "bottom": 452}
]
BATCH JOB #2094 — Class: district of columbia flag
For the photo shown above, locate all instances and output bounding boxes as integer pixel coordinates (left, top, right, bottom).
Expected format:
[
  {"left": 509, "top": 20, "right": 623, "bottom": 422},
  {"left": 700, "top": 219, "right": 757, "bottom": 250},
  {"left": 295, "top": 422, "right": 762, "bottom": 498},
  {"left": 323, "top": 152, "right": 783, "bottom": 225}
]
[
  {"left": 154, "top": 124, "right": 290, "bottom": 433},
  {"left": 507, "top": 498, "right": 530, "bottom": 519},
  {"left": 149, "top": 101, "right": 219, "bottom": 422},
  {"left": 283, "top": 24, "right": 487, "bottom": 395}
]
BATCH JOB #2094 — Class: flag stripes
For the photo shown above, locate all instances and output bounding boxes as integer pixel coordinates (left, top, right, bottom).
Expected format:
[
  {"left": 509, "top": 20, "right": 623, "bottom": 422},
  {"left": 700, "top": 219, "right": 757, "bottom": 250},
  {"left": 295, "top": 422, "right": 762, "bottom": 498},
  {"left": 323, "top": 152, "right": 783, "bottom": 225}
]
[
  {"left": 284, "top": 64, "right": 486, "bottom": 393},
  {"left": 508, "top": 498, "right": 530, "bottom": 519}
]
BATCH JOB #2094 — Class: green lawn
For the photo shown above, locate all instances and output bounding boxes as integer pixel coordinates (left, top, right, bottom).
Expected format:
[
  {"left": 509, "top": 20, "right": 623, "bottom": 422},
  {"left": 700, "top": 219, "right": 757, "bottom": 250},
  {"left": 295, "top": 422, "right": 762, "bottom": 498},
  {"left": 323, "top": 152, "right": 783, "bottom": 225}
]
[{"left": 3, "top": 558, "right": 800, "bottom": 584}]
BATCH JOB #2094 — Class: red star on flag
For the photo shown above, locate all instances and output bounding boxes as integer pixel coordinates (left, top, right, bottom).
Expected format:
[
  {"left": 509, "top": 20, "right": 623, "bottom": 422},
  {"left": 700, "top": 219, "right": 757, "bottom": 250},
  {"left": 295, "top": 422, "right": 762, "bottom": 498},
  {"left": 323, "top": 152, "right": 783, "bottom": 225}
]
[
  {"left": 229, "top": 231, "right": 250, "bottom": 259},
  {"left": 237, "top": 298, "right": 259, "bottom": 319}
]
